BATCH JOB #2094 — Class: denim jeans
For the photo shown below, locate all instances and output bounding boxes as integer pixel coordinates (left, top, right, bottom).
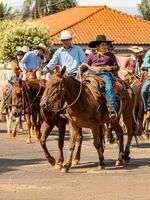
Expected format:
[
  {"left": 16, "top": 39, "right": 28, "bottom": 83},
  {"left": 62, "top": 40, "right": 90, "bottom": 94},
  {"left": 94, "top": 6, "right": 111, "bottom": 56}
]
[
  {"left": 141, "top": 77, "right": 150, "bottom": 111},
  {"left": 96, "top": 72, "right": 118, "bottom": 112},
  {"left": 3, "top": 75, "right": 19, "bottom": 108}
]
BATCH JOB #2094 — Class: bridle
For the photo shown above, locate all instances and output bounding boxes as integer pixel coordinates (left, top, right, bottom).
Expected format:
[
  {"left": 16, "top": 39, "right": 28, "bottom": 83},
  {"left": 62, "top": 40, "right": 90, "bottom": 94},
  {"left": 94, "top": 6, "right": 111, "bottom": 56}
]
[{"left": 44, "top": 69, "right": 83, "bottom": 112}]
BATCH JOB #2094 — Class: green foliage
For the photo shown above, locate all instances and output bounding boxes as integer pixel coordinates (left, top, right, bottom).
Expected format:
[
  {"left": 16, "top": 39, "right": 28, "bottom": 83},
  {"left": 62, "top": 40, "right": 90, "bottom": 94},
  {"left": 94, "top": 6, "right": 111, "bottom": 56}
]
[
  {"left": 22, "top": 0, "right": 77, "bottom": 19},
  {"left": 138, "top": 0, "right": 150, "bottom": 20},
  {"left": 0, "top": 20, "right": 51, "bottom": 62},
  {"left": 0, "top": 2, "right": 11, "bottom": 19}
]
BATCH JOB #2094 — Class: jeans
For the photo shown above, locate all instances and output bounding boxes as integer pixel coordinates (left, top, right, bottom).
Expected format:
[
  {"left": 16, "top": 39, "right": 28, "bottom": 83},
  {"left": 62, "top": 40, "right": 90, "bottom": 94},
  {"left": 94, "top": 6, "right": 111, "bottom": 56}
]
[
  {"left": 97, "top": 72, "right": 118, "bottom": 112},
  {"left": 141, "top": 78, "right": 150, "bottom": 111},
  {"left": 3, "top": 75, "right": 19, "bottom": 108}
]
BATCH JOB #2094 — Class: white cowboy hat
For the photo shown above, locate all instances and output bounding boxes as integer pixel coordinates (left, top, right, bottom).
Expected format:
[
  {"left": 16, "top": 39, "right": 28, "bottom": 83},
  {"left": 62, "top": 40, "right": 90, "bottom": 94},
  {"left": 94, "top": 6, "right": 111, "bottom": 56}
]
[
  {"left": 58, "top": 30, "right": 76, "bottom": 40},
  {"left": 128, "top": 46, "right": 143, "bottom": 53},
  {"left": 21, "top": 46, "right": 29, "bottom": 53},
  {"left": 85, "top": 49, "right": 92, "bottom": 55}
]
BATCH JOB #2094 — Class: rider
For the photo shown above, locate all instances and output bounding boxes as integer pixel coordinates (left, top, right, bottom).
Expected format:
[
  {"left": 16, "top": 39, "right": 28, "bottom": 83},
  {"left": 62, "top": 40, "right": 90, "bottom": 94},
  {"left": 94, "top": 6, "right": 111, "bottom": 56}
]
[
  {"left": 125, "top": 46, "right": 144, "bottom": 77},
  {"left": 42, "top": 30, "right": 85, "bottom": 76},
  {"left": 19, "top": 45, "right": 46, "bottom": 72},
  {"left": 80, "top": 35, "right": 120, "bottom": 121},
  {"left": 1, "top": 55, "right": 22, "bottom": 114},
  {"left": 141, "top": 49, "right": 150, "bottom": 119}
]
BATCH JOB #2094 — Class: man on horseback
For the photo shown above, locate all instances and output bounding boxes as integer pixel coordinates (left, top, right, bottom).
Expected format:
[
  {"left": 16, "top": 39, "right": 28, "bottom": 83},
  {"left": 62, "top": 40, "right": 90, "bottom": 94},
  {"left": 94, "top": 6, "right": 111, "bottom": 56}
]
[
  {"left": 141, "top": 49, "right": 150, "bottom": 119},
  {"left": 125, "top": 46, "right": 144, "bottom": 77},
  {"left": 1, "top": 50, "right": 25, "bottom": 114},
  {"left": 19, "top": 45, "right": 46, "bottom": 71},
  {"left": 80, "top": 35, "right": 119, "bottom": 121},
  {"left": 42, "top": 30, "right": 85, "bottom": 76}
]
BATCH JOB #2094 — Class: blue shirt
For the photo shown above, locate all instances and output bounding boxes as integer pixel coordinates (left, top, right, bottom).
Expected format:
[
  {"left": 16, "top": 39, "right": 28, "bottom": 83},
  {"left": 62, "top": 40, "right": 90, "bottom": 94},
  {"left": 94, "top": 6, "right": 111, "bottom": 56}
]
[
  {"left": 43, "top": 45, "right": 85, "bottom": 74},
  {"left": 19, "top": 50, "right": 42, "bottom": 71},
  {"left": 143, "top": 50, "right": 150, "bottom": 75}
]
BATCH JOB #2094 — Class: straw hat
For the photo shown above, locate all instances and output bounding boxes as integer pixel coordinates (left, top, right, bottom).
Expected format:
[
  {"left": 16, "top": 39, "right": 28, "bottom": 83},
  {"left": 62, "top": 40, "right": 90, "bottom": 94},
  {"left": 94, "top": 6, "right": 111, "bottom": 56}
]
[
  {"left": 85, "top": 49, "right": 92, "bottom": 55},
  {"left": 58, "top": 30, "right": 76, "bottom": 40},
  {"left": 35, "top": 44, "right": 47, "bottom": 53},
  {"left": 128, "top": 46, "right": 143, "bottom": 53},
  {"left": 21, "top": 46, "right": 29, "bottom": 53}
]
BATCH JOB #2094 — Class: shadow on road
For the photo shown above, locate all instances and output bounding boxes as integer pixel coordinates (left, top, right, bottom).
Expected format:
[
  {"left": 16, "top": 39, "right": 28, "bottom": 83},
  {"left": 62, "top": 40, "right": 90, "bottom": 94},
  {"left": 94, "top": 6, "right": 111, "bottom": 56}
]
[
  {"left": 71, "top": 157, "right": 150, "bottom": 171},
  {"left": 0, "top": 158, "right": 45, "bottom": 174}
]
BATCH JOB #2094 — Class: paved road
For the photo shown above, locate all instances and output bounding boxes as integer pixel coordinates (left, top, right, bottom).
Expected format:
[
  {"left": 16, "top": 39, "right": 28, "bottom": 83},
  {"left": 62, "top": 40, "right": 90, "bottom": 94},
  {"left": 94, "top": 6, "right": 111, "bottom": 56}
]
[{"left": 0, "top": 122, "right": 150, "bottom": 200}]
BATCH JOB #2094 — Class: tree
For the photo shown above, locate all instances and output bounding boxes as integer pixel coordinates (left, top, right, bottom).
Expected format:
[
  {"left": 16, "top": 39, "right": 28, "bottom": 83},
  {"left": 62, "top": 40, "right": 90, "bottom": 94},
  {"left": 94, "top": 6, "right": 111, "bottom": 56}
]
[
  {"left": 0, "top": 2, "right": 12, "bottom": 19},
  {"left": 138, "top": 0, "right": 150, "bottom": 20},
  {"left": 47, "top": 0, "right": 77, "bottom": 14},
  {"left": 0, "top": 20, "right": 51, "bottom": 62},
  {"left": 22, "top": 0, "right": 77, "bottom": 19}
]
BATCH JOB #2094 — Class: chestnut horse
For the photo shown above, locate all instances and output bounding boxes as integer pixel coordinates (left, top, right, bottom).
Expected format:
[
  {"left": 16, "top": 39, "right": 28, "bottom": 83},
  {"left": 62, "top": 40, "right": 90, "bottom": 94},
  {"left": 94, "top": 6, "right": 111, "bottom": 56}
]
[
  {"left": 11, "top": 79, "right": 82, "bottom": 168},
  {"left": 41, "top": 67, "right": 136, "bottom": 173}
]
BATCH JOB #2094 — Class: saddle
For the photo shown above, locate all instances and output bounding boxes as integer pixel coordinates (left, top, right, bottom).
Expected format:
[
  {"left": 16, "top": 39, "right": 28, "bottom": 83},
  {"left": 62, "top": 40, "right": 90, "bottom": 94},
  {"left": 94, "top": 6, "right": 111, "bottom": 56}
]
[
  {"left": 124, "top": 73, "right": 141, "bottom": 95},
  {"left": 82, "top": 74, "right": 126, "bottom": 102}
]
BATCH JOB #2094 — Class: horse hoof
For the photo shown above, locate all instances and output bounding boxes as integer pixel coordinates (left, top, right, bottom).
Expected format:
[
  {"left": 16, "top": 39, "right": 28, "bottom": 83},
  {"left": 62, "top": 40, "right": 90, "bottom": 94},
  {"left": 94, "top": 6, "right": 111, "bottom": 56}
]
[
  {"left": 55, "top": 163, "right": 63, "bottom": 170},
  {"left": 72, "top": 159, "right": 79, "bottom": 166},
  {"left": 124, "top": 159, "right": 130, "bottom": 166},
  {"left": 49, "top": 157, "right": 56, "bottom": 166},
  {"left": 26, "top": 138, "right": 32, "bottom": 144},
  {"left": 61, "top": 167, "right": 69, "bottom": 173},
  {"left": 7, "top": 129, "right": 12, "bottom": 135},
  {"left": 98, "top": 165, "right": 105, "bottom": 170},
  {"left": 115, "top": 160, "right": 123, "bottom": 166},
  {"left": 12, "top": 131, "right": 16, "bottom": 137}
]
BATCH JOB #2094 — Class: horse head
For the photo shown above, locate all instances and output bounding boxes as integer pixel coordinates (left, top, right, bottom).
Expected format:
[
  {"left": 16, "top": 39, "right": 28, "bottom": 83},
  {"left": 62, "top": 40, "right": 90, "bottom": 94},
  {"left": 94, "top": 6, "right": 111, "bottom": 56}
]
[
  {"left": 40, "top": 66, "right": 66, "bottom": 112},
  {"left": 11, "top": 79, "right": 30, "bottom": 117}
]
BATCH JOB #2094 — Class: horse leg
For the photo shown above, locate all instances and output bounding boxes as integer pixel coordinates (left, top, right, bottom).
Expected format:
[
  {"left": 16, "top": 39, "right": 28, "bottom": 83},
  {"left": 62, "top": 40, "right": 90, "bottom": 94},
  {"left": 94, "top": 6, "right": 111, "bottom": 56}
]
[
  {"left": 40, "top": 121, "right": 56, "bottom": 166},
  {"left": 111, "top": 122, "right": 124, "bottom": 166},
  {"left": 19, "top": 115, "right": 23, "bottom": 131},
  {"left": 25, "top": 114, "right": 32, "bottom": 144},
  {"left": 6, "top": 111, "right": 12, "bottom": 135},
  {"left": 92, "top": 125, "right": 105, "bottom": 169},
  {"left": 55, "top": 119, "right": 66, "bottom": 169},
  {"left": 106, "top": 123, "right": 116, "bottom": 144},
  {"left": 12, "top": 116, "right": 20, "bottom": 137},
  {"left": 61, "top": 123, "right": 79, "bottom": 173},
  {"left": 72, "top": 128, "right": 83, "bottom": 166},
  {"left": 123, "top": 114, "right": 134, "bottom": 165}
]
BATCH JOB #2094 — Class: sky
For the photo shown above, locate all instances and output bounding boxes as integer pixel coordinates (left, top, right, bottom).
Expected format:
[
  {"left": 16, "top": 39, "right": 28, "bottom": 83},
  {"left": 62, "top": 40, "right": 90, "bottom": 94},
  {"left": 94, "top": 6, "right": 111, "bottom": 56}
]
[{"left": 1, "top": 0, "right": 141, "bottom": 15}]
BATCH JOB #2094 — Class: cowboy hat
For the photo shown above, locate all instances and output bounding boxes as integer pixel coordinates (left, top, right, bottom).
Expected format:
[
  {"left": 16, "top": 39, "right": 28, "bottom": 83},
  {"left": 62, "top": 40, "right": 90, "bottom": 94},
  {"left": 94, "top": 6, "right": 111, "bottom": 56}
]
[
  {"left": 58, "top": 30, "right": 76, "bottom": 40},
  {"left": 89, "top": 35, "right": 113, "bottom": 48},
  {"left": 85, "top": 49, "right": 92, "bottom": 55},
  {"left": 35, "top": 44, "right": 47, "bottom": 53},
  {"left": 128, "top": 46, "right": 143, "bottom": 53},
  {"left": 21, "top": 46, "right": 29, "bottom": 53}
]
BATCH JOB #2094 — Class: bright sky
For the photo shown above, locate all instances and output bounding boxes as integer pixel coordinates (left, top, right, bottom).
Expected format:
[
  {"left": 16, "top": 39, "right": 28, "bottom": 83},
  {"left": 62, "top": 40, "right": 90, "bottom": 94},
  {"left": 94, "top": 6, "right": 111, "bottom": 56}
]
[
  {"left": 77, "top": 0, "right": 141, "bottom": 7},
  {"left": 2, "top": 0, "right": 141, "bottom": 8}
]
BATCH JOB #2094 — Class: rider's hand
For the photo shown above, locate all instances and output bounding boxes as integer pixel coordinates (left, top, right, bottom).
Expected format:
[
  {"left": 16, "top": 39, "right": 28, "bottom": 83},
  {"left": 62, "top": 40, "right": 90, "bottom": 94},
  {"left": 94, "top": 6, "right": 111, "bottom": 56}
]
[
  {"left": 79, "top": 63, "right": 89, "bottom": 71},
  {"left": 103, "top": 65, "right": 111, "bottom": 72}
]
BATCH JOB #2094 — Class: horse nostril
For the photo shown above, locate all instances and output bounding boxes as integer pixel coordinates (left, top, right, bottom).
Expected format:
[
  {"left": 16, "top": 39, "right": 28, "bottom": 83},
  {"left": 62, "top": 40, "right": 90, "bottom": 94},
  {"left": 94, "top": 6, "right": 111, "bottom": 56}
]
[
  {"left": 13, "top": 111, "right": 19, "bottom": 117},
  {"left": 42, "top": 103, "right": 47, "bottom": 109}
]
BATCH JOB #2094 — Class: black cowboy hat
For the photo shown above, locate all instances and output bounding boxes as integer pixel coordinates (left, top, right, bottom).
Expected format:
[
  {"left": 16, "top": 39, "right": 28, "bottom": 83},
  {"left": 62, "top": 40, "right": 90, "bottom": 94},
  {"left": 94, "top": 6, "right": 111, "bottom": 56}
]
[
  {"left": 16, "top": 50, "right": 24, "bottom": 56},
  {"left": 88, "top": 35, "right": 113, "bottom": 48}
]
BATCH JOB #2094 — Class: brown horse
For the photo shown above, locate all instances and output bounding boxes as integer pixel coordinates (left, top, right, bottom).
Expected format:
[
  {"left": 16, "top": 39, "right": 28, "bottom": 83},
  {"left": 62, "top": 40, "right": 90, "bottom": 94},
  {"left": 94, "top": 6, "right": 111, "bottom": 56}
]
[
  {"left": 11, "top": 79, "right": 82, "bottom": 168},
  {"left": 41, "top": 67, "right": 136, "bottom": 173}
]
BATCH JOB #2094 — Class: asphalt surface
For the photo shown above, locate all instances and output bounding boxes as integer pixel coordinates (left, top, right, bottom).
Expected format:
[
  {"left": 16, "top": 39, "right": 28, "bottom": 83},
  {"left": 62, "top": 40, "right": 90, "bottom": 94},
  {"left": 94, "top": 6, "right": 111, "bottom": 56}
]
[{"left": 0, "top": 122, "right": 150, "bottom": 200}]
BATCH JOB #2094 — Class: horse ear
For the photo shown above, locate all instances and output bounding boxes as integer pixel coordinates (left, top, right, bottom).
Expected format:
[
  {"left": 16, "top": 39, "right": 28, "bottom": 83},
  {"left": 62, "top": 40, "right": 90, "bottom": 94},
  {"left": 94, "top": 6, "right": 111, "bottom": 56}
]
[
  {"left": 60, "top": 66, "right": 66, "bottom": 77},
  {"left": 46, "top": 66, "right": 54, "bottom": 75}
]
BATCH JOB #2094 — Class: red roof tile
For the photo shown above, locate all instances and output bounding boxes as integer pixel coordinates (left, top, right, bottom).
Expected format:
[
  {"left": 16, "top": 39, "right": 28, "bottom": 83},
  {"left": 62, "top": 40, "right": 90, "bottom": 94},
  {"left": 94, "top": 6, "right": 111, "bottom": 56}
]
[{"left": 36, "top": 6, "right": 150, "bottom": 45}]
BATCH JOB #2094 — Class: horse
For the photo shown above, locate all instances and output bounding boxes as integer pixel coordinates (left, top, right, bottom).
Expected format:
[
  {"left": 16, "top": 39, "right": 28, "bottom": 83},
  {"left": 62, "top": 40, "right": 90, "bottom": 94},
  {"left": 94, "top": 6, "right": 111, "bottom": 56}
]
[
  {"left": 1, "top": 83, "right": 23, "bottom": 137},
  {"left": 11, "top": 78, "right": 82, "bottom": 168},
  {"left": 41, "top": 67, "right": 136, "bottom": 173}
]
